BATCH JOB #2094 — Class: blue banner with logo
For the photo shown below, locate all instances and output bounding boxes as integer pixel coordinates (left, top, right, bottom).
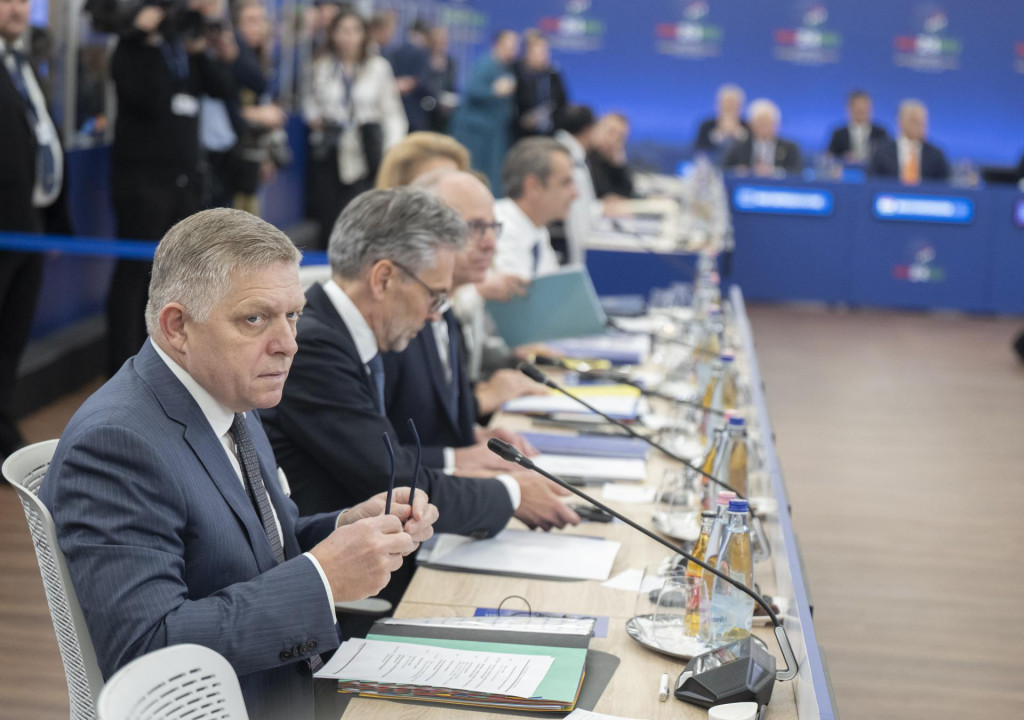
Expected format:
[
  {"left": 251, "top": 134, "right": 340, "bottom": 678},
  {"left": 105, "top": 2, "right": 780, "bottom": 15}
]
[{"left": 468, "top": 0, "right": 1024, "bottom": 165}]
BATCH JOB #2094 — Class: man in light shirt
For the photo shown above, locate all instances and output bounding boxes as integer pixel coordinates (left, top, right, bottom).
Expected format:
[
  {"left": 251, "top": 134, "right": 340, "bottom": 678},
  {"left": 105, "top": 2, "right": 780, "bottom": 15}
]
[
  {"left": 867, "top": 99, "right": 950, "bottom": 184},
  {"left": 493, "top": 136, "right": 578, "bottom": 278},
  {"left": 41, "top": 209, "right": 438, "bottom": 720}
]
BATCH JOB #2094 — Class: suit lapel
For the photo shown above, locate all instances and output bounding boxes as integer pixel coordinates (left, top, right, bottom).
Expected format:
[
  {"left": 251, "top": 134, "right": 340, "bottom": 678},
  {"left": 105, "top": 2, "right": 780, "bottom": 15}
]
[
  {"left": 420, "top": 321, "right": 461, "bottom": 430},
  {"left": 307, "top": 282, "right": 381, "bottom": 407},
  {"left": 135, "top": 340, "right": 282, "bottom": 573}
]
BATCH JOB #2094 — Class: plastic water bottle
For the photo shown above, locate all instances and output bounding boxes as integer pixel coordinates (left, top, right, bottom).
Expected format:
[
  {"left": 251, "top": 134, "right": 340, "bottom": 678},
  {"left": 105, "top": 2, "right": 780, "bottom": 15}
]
[
  {"left": 710, "top": 499, "right": 755, "bottom": 643},
  {"left": 694, "top": 306, "right": 724, "bottom": 390},
  {"left": 711, "top": 413, "right": 749, "bottom": 499},
  {"left": 684, "top": 511, "right": 718, "bottom": 636},
  {"left": 702, "top": 490, "right": 737, "bottom": 584}
]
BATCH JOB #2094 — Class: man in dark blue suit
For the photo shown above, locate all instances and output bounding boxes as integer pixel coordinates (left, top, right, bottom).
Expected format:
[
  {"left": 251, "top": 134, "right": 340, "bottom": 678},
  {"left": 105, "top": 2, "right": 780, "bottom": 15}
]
[
  {"left": 387, "top": 19, "right": 433, "bottom": 132},
  {"left": 867, "top": 99, "right": 949, "bottom": 184},
  {"left": 826, "top": 90, "right": 888, "bottom": 165},
  {"left": 41, "top": 208, "right": 437, "bottom": 720},
  {"left": 383, "top": 170, "right": 556, "bottom": 481}
]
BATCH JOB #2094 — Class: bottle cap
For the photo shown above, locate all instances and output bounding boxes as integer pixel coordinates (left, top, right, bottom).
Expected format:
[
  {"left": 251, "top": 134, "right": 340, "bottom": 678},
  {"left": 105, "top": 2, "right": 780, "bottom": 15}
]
[
  {"left": 716, "top": 491, "right": 737, "bottom": 506},
  {"left": 720, "top": 351, "right": 735, "bottom": 362},
  {"left": 723, "top": 409, "right": 736, "bottom": 422},
  {"left": 728, "top": 499, "right": 749, "bottom": 513},
  {"left": 728, "top": 413, "right": 745, "bottom": 427}
]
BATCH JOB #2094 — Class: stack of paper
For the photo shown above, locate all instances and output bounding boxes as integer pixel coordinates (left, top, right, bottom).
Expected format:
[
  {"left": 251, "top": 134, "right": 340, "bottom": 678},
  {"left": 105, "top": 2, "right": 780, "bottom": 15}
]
[
  {"left": 520, "top": 432, "right": 650, "bottom": 460},
  {"left": 533, "top": 454, "right": 648, "bottom": 484},
  {"left": 547, "top": 333, "right": 652, "bottom": 365},
  {"left": 503, "top": 384, "right": 643, "bottom": 419},
  {"left": 418, "top": 529, "right": 621, "bottom": 581},
  {"left": 316, "top": 615, "right": 593, "bottom": 712}
]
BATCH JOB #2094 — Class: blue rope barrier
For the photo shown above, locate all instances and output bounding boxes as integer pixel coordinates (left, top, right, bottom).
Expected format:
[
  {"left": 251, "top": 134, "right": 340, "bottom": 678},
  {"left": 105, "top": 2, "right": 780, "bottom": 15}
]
[{"left": 0, "top": 232, "right": 329, "bottom": 266}]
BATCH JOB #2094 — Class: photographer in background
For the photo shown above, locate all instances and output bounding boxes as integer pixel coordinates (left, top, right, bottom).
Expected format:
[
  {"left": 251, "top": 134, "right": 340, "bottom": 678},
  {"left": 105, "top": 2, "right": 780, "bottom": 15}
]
[{"left": 104, "top": 0, "right": 233, "bottom": 377}]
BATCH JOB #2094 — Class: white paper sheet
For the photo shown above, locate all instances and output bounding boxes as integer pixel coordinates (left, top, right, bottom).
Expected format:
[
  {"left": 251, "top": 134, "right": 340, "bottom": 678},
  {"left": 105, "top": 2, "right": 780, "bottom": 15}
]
[
  {"left": 601, "top": 568, "right": 664, "bottom": 594},
  {"left": 316, "top": 638, "right": 553, "bottom": 699},
  {"left": 601, "top": 484, "right": 657, "bottom": 503},
  {"left": 535, "top": 454, "right": 648, "bottom": 482},
  {"left": 422, "top": 529, "right": 621, "bottom": 581},
  {"left": 566, "top": 708, "right": 648, "bottom": 720},
  {"left": 503, "top": 393, "right": 640, "bottom": 419}
]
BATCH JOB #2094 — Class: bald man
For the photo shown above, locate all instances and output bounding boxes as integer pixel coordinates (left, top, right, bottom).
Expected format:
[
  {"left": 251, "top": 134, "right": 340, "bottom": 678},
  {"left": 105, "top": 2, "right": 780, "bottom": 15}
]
[
  {"left": 867, "top": 99, "right": 949, "bottom": 184},
  {"left": 382, "top": 170, "right": 579, "bottom": 529}
]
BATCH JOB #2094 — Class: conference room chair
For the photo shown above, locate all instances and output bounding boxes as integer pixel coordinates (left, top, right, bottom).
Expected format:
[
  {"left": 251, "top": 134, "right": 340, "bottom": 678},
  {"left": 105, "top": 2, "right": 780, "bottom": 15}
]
[
  {"left": 97, "top": 644, "right": 248, "bottom": 720},
  {"left": 3, "top": 439, "right": 105, "bottom": 720}
]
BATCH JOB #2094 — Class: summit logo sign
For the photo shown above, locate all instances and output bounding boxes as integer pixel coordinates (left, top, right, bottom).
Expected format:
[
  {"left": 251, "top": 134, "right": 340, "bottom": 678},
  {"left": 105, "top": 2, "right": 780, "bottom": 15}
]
[
  {"left": 893, "top": 4, "right": 962, "bottom": 72},
  {"left": 654, "top": 1, "right": 723, "bottom": 59},
  {"left": 892, "top": 244, "right": 946, "bottom": 284},
  {"left": 538, "top": 0, "right": 605, "bottom": 53},
  {"left": 773, "top": 2, "right": 842, "bottom": 65}
]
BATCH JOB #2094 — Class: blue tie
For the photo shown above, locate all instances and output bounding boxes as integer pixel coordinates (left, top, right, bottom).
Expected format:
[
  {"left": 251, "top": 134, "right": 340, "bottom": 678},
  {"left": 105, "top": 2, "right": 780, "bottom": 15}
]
[
  {"left": 445, "top": 313, "right": 460, "bottom": 416},
  {"left": 367, "top": 353, "right": 386, "bottom": 416},
  {"left": 7, "top": 51, "right": 56, "bottom": 198}
]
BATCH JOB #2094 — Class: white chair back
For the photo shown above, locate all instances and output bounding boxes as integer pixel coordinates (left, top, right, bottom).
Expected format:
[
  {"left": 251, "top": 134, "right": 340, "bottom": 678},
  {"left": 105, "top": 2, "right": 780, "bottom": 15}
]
[
  {"left": 97, "top": 644, "right": 248, "bottom": 720},
  {"left": 3, "top": 439, "right": 104, "bottom": 720}
]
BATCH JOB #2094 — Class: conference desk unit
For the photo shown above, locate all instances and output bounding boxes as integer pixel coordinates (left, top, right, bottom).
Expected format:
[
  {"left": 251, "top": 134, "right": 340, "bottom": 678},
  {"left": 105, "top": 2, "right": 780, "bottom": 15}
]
[
  {"left": 726, "top": 176, "right": 1024, "bottom": 314},
  {"left": 321, "top": 286, "right": 837, "bottom": 720}
]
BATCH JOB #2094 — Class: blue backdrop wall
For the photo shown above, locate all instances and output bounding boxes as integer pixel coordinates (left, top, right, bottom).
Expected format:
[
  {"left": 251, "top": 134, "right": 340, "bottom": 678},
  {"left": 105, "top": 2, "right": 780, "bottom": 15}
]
[{"left": 467, "top": 0, "right": 1024, "bottom": 166}]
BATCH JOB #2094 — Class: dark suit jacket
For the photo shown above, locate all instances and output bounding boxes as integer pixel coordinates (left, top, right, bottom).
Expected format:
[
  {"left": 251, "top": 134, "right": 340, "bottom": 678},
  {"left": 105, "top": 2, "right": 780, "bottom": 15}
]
[
  {"left": 261, "top": 283, "right": 513, "bottom": 537},
  {"left": 387, "top": 41, "right": 432, "bottom": 132},
  {"left": 867, "top": 138, "right": 950, "bottom": 181},
  {"left": 0, "top": 53, "right": 71, "bottom": 233},
  {"left": 694, "top": 116, "right": 750, "bottom": 154},
  {"left": 827, "top": 123, "right": 888, "bottom": 159},
  {"left": 382, "top": 310, "right": 476, "bottom": 469},
  {"left": 588, "top": 150, "right": 635, "bottom": 199},
  {"left": 40, "top": 340, "right": 341, "bottom": 720},
  {"left": 512, "top": 63, "right": 568, "bottom": 140},
  {"left": 723, "top": 137, "right": 803, "bottom": 175}
]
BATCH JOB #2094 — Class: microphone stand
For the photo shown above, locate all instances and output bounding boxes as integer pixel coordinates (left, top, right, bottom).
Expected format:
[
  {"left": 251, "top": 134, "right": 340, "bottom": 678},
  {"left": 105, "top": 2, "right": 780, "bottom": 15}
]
[
  {"left": 519, "top": 362, "right": 744, "bottom": 499},
  {"left": 487, "top": 438, "right": 798, "bottom": 685}
]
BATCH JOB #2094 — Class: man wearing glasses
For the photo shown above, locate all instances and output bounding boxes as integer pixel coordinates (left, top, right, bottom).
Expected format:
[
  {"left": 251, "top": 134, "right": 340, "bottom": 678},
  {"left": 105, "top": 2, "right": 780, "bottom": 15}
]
[{"left": 261, "top": 188, "right": 576, "bottom": 634}]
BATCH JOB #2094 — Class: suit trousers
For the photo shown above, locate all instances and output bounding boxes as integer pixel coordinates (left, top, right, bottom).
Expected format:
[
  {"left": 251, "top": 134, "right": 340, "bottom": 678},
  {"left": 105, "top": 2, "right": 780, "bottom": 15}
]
[{"left": 0, "top": 250, "right": 43, "bottom": 454}]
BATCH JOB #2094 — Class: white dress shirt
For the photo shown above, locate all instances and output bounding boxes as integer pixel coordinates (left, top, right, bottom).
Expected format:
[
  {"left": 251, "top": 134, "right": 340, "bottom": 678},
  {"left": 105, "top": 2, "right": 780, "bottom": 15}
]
[
  {"left": 555, "top": 128, "right": 596, "bottom": 266},
  {"left": 150, "top": 341, "right": 337, "bottom": 615},
  {"left": 1, "top": 37, "right": 63, "bottom": 208},
  {"left": 322, "top": 281, "right": 521, "bottom": 509},
  {"left": 493, "top": 198, "right": 560, "bottom": 278},
  {"left": 847, "top": 122, "right": 871, "bottom": 163}
]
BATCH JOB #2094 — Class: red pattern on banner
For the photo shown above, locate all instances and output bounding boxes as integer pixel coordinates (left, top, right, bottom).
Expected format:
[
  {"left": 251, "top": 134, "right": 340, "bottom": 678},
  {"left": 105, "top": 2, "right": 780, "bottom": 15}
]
[
  {"left": 538, "top": 17, "right": 561, "bottom": 33},
  {"left": 774, "top": 29, "right": 797, "bottom": 45},
  {"left": 655, "top": 23, "right": 677, "bottom": 39},
  {"left": 894, "top": 35, "right": 917, "bottom": 52},
  {"left": 1015, "top": 42, "right": 1024, "bottom": 58}
]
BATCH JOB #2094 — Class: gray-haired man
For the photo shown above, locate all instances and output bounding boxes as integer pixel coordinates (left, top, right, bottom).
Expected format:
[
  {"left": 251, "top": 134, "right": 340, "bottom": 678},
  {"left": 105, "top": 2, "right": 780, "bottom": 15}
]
[
  {"left": 41, "top": 208, "right": 437, "bottom": 720},
  {"left": 264, "top": 187, "right": 571, "bottom": 530}
]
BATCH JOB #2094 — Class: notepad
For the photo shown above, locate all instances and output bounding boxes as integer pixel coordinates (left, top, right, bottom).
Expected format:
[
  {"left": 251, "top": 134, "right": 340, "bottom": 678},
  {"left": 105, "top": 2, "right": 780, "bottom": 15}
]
[
  {"left": 547, "top": 333, "right": 652, "bottom": 365},
  {"left": 533, "top": 454, "right": 648, "bottom": 483},
  {"left": 317, "top": 615, "right": 593, "bottom": 712},
  {"left": 418, "top": 529, "right": 621, "bottom": 581},
  {"left": 485, "top": 267, "right": 607, "bottom": 347},
  {"left": 502, "top": 384, "right": 643, "bottom": 419},
  {"left": 520, "top": 432, "right": 650, "bottom": 460}
]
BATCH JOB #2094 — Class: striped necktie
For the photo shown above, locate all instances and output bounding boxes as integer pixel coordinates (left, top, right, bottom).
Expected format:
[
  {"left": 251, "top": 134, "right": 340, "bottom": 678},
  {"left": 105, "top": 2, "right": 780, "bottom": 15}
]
[{"left": 230, "top": 413, "right": 285, "bottom": 564}]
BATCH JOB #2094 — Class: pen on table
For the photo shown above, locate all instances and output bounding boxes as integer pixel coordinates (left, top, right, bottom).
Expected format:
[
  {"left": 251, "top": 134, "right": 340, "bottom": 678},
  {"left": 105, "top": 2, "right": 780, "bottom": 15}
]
[
  {"left": 382, "top": 432, "right": 396, "bottom": 515},
  {"left": 659, "top": 672, "right": 669, "bottom": 702},
  {"left": 406, "top": 418, "right": 421, "bottom": 507}
]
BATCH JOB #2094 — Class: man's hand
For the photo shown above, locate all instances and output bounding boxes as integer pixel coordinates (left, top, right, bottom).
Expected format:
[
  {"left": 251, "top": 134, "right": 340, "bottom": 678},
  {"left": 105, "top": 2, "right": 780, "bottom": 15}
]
[
  {"left": 453, "top": 441, "right": 519, "bottom": 475},
  {"left": 474, "top": 368, "right": 547, "bottom": 416},
  {"left": 309, "top": 515, "right": 414, "bottom": 602},
  {"left": 475, "top": 426, "right": 539, "bottom": 458},
  {"left": 395, "top": 76, "right": 417, "bottom": 94},
  {"left": 341, "top": 486, "right": 439, "bottom": 546},
  {"left": 512, "top": 471, "right": 580, "bottom": 531},
  {"left": 476, "top": 273, "right": 529, "bottom": 302},
  {"left": 492, "top": 75, "right": 516, "bottom": 97}
]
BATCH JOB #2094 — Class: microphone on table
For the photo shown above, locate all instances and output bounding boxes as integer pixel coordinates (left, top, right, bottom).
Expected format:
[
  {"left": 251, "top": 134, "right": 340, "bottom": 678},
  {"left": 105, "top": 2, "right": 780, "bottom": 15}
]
[
  {"left": 487, "top": 438, "right": 798, "bottom": 708},
  {"left": 518, "top": 362, "right": 743, "bottom": 498}
]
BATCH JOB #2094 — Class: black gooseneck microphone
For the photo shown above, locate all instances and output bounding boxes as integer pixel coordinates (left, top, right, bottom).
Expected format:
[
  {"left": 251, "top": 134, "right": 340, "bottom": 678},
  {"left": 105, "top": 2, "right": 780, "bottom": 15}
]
[
  {"left": 487, "top": 438, "right": 798, "bottom": 702},
  {"left": 518, "top": 361, "right": 744, "bottom": 499}
]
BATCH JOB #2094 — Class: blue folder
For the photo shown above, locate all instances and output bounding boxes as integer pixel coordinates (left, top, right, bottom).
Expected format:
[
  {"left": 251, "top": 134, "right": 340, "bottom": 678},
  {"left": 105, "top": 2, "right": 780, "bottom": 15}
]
[
  {"left": 520, "top": 432, "right": 650, "bottom": 460},
  {"left": 485, "top": 268, "right": 608, "bottom": 347}
]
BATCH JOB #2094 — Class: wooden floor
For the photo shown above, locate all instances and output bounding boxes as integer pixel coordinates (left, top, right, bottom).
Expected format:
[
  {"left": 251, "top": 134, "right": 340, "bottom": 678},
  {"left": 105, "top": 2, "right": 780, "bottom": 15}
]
[{"left": 2, "top": 307, "right": 1023, "bottom": 719}]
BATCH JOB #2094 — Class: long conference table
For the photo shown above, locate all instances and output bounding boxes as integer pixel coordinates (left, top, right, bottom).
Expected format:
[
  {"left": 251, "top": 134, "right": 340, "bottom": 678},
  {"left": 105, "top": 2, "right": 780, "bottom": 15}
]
[{"left": 318, "top": 286, "right": 837, "bottom": 720}]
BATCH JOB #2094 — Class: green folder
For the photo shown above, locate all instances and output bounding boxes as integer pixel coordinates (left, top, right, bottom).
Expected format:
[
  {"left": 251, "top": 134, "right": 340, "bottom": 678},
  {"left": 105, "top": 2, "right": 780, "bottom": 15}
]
[{"left": 486, "top": 267, "right": 608, "bottom": 347}]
